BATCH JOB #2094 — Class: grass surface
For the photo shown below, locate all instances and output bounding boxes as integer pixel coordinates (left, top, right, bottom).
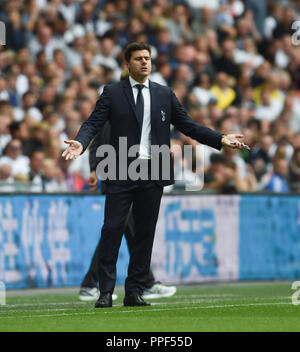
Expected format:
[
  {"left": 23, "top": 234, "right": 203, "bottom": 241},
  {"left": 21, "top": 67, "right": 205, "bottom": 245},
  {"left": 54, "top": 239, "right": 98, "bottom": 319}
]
[{"left": 0, "top": 281, "right": 299, "bottom": 332}]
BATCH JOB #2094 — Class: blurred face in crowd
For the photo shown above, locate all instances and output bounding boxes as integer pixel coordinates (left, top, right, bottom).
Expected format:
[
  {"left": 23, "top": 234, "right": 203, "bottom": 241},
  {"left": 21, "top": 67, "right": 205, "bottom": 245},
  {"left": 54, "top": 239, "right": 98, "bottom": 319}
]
[
  {"left": 274, "top": 158, "right": 288, "bottom": 177},
  {"left": 201, "top": 7, "right": 213, "bottom": 23},
  {"left": 6, "top": 139, "right": 23, "bottom": 160},
  {"left": 260, "top": 134, "right": 273, "bottom": 152},
  {"left": 23, "top": 92, "right": 36, "bottom": 109},
  {"left": 53, "top": 50, "right": 66, "bottom": 68},
  {"left": 0, "top": 115, "right": 11, "bottom": 134},
  {"left": 158, "top": 62, "right": 172, "bottom": 80},
  {"left": 38, "top": 26, "right": 52, "bottom": 46},
  {"left": 222, "top": 40, "right": 235, "bottom": 59},
  {"left": 16, "top": 121, "right": 30, "bottom": 140},
  {"left": 175, "top": 64, "right": 192, "bottom": 83},
  {"left": 128, "top": 17, "right": 144, "bottom": 36},
  {"left": 0, "top": 77, "right": 7, "bottom": 91},
  {"left": 30, "top": 151, "right": 45, "bottom": 173},
  {"left": 72, "top": 37, "right": 85, "bottom": 53},
  {"left": 81, "top": 2, "right": 93, "bottom": 20},
  {"left": 157, "top": 29, "right": 170, "bottom": 45},
  {"left": 100, "top": 38, "right": 115, "bottom": 57},
  {"left": 198, "top": 73, "right": 211, "bottom": 89},
  {"left": 43, "top": 159, "right": 56, "bottom": 179},
  {"left": 194, "top": 52, "right": 209, "bottom": 73},
  {"left": 210, "top": 157, "right": 226, "bottom": 174},
  {"left": 216, "top": 72, "right": 228, "bottom": 89},
  {"left": 126, "top": 49, "right": 152, "bottom": 83}
]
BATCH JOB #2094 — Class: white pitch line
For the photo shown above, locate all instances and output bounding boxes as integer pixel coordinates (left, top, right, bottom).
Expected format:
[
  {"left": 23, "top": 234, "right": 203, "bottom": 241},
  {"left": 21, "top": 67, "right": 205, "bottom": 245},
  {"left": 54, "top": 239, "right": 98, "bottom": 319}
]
[
  {"left": 0, "top": 301, "right": 89, "bottom": 308},
  {"left": 0, "top": 295, "right": 290, "bottom": 309},
  {"left": 0, "top": 301, "right": 292, "bottom": 320}
]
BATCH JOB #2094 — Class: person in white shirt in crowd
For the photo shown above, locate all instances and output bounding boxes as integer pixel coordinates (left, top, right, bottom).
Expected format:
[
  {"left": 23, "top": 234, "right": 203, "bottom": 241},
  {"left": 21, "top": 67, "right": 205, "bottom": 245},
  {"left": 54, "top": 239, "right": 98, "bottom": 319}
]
[
  {"left": 0, "top": 114, "right": 12, "bottom": 155},
  {"left": 0, "top": 76, "right": 10, "bottom": 101},
  {"left": 27, "top": 24, "right": 66, "bottom": 62},
  {"left": 0, "top": 163, "right": 14, "bottom": 192},
  {"left": 0, "top": 139, "right": 30, "bottom": 178},
  {"left": 13, "top": 91, "right": 43, "bottom": 123},
  {"left": 58, "top": 0, "right": 79, "bottom": 28},
  {"left": 29, "top": 150, "right": 45, "bottom": 192},
  {"left": 192, "top": 72, "right": 216, "bottom": 107},
  {"left": 43, "top": 158, "right": 67, "bottom": 192},
  {"left": 92, "top": 36, "right": 122, "bottom": 81}
]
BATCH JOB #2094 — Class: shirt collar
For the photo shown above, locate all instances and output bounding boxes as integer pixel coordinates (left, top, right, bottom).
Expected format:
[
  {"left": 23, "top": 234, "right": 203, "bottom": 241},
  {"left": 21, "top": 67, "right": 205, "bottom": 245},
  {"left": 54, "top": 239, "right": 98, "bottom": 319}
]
[{"left": 129, "top": 75, "right": 149, "bottom": 88}]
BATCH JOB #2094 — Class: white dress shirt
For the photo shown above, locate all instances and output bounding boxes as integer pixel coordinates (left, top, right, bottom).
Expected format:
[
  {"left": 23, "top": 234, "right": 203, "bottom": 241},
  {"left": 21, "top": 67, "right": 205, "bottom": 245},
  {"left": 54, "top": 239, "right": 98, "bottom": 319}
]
[{"left": 129, "top": 76, "right": 151, "bottom": 159}]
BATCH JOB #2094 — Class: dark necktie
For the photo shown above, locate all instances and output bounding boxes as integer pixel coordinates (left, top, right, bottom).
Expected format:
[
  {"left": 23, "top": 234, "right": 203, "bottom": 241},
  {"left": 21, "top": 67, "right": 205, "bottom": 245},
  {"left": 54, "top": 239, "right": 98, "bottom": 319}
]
[{"left": 135, "top": 84, "right": 145, "bottom": 130}]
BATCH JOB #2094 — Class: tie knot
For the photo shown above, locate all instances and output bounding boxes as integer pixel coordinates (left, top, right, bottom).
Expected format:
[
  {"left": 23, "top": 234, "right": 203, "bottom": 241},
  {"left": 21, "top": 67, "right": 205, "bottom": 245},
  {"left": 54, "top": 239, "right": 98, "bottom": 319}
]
[{"left": 135, "top": 84, "right": 145, "bottom": 91}]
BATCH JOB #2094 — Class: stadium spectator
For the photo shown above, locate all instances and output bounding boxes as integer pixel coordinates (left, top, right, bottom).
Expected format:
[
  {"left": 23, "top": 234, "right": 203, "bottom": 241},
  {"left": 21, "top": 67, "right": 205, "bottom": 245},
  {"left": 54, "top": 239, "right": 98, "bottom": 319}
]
[
  {"left": 0, "top": 138, "right": 30, "bottom": 179},
  {"left": 204, "top": 153, "right": 237, "bottom": 193},
  {"left": 192, "top": 73, "right": 215, "bottom": 107},
  {"left": 262, "top": 156, "right": 290, "bottom": 193},
  {"left": 27, "top": 24, "right": 65, "bottom": 61},
  {"left": 0, "top": 163, "right": 14, "bottom": 192},
  {"left": 190, "top": 7, "right": 218, "bottom": 35},
  {"left": 42, "top": 157, "right": 67, "bottom": 192},
  {"left": 212, "top": 39, "right": 240, "bottom": 79},
  {"left": 28, "top": 149, "right": 45, "bottom": 192},
  {"left": 0, "top": 114, "right": 12, "bottom": 155},
  {"left": 0, "top": 75, "right": 10, "bottom": 100},
  {"left": 249, "top": 133, "right": 274, "bottom": 180},
  {"left": 9, "top": 120, "right": 32, "bottom": 156},
  {"left": 13, "top": 91, "right": 43, "bottom": 122},
  {"left": 210, "top": 72, "right": 237, "bottom": 111},
  {"left": 288, "top": 147, "right": 300, "bottom": 192}
]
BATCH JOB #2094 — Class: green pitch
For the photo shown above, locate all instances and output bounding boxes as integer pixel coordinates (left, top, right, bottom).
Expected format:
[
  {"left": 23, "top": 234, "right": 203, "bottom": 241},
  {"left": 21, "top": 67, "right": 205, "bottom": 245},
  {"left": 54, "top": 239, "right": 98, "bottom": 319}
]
[{"left": 0, "top": 281, "right": 300, "bottom": 332}]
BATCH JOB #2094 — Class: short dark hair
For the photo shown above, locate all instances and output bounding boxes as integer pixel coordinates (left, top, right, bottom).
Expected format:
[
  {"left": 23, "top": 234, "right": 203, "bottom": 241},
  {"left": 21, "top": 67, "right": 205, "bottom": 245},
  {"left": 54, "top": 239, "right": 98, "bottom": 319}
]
[{"left": 123, "top": 42, "right": 151, "bottom": 62}]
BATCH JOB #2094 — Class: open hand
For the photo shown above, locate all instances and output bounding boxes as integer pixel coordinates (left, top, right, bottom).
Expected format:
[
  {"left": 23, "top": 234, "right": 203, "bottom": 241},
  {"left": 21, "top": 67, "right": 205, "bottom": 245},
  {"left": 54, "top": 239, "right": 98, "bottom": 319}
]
[
  {"left": 62, "top": 140, "right": 83, "bottom": 160},
  {"left": 221, "top": 134, "right": 250, "bottom": 151}
]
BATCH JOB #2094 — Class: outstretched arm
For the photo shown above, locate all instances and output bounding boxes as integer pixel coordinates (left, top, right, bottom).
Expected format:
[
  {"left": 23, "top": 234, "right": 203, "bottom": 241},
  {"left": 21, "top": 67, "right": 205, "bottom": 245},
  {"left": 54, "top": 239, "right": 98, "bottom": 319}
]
[
  {"left": 170, "top": 90, "right": 250, "bottom": 151},
  {"left": 62, "top": 86, "right": 111, "bottom": 161}
]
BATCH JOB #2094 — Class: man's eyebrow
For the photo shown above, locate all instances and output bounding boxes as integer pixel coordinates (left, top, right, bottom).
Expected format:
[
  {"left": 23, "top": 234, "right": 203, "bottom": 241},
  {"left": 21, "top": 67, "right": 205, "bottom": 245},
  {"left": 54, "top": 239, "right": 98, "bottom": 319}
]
[{"left": 134, "top": 55, "right": 151, "bottom": 59}]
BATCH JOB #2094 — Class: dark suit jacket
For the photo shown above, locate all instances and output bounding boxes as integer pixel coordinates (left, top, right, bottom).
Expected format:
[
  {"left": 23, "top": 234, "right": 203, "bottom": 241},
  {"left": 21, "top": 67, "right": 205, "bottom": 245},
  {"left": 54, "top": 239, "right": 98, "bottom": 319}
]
[
  {"left": 75, "top": 77, "right": 223, "bottom": 187},
  {"left": 89, "top": 122, "right": 111, "bottom": 173}
]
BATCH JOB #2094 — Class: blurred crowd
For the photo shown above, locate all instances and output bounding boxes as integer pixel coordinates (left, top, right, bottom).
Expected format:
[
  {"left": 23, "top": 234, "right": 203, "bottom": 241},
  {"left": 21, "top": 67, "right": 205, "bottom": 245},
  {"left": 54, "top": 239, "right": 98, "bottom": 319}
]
[{"left": 0, "top": 0, "right": 300, "bottom": 193}]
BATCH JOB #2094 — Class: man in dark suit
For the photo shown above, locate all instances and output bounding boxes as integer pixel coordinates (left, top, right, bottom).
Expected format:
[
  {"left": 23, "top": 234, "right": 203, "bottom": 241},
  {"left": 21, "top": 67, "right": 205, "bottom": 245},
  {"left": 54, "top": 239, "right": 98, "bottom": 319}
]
[
  {"left": 79, "top": 122, "right": 177, "bottom": 302},
  {"left": 62, "top": 42, "right": 249, "bottom": 308}
]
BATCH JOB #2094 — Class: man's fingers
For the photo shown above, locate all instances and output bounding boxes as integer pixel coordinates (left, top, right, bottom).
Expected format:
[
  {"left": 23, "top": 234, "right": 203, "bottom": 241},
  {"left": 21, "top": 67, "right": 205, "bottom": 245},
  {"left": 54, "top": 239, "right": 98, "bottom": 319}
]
[
  {"left": 229, "top": 140, "right": 250, "bottom": 150},
  {"left": 62, "top": 150, "right": 78, "bottom": 160}
]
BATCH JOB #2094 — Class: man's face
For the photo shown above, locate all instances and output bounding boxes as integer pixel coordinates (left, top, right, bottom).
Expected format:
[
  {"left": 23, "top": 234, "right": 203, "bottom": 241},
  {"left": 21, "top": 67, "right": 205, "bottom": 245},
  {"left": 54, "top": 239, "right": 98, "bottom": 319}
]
[
  {"left": 30, "top": 152, "right": 44, "bottom": 172},
  {"left": 7, "top": 140, "right": 22, "bottom": 159},
  {"left": 126, "top": 49, "right": 152, "bottom": 81}
]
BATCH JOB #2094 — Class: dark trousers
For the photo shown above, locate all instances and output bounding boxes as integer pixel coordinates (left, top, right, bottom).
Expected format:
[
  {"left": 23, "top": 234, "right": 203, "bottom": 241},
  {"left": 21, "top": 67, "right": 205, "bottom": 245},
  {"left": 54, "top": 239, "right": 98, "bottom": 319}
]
[
  {"left": 95, "top": 181, "right": 163, "bottom": 295},
  {"left": 81, "top": 205, "right": 156, "bottom": 290}
]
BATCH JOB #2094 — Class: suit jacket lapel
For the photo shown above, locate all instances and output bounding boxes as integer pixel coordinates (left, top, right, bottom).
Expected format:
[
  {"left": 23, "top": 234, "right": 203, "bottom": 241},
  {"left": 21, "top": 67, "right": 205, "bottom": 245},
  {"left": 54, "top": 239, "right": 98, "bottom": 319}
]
[
  {"left": 149, "top": 80, "right": 159, "bottom": 144},
  {"left": 122, "top": 78, "right": 138, "bottom": 123}
]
